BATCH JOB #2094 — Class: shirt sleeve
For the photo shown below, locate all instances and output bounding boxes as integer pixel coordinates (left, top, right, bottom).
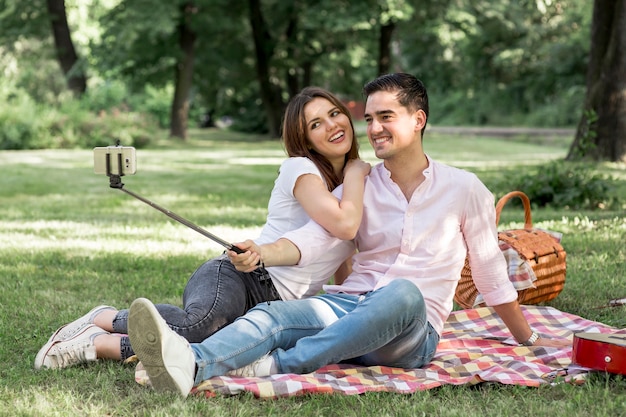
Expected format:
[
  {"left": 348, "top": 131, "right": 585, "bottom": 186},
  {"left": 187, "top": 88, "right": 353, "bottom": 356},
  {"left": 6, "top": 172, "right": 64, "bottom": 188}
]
[
  {"left": 462, "top": 178, "right": 518, "bottom": 306},
  {"left": 276, "top": 157, "right": 325, "bottom": 198}
]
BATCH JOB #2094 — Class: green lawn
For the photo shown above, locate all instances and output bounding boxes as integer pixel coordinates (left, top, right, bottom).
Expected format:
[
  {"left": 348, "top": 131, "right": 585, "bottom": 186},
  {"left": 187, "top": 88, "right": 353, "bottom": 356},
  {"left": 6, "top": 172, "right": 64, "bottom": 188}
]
[{"left": 1, "top": 128, "right": 624, "bottom": 416}]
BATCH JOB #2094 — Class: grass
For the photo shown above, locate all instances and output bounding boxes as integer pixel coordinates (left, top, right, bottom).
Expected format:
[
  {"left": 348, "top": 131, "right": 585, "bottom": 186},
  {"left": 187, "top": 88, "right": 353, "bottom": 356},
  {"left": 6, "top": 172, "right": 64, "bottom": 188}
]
[{"left": 1, "top": 127, "right": 625, "bottom": 416}]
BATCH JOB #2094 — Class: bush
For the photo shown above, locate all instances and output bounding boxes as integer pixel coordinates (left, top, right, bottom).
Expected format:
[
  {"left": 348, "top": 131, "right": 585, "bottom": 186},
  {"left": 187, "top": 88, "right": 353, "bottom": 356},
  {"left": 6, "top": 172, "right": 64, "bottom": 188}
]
[
  {"left": 126, "top": 84, "right": 174, "bottom": 129},
  {"left": 495, "top": 161, "right": 619, "bottom": 210},
  {"left": 0, "top": 80, "right": 159, "bottom": 150},
  {"left": 0, "top": 84, "right": 44, "bottom": 149},
  {"left": 81, "top": 81, "right": 129, "bottom": 113}
]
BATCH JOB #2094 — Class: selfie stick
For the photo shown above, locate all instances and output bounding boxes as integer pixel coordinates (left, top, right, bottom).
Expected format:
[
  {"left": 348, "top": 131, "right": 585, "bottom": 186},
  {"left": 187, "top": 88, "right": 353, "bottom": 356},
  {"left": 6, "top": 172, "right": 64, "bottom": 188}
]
[{"left": 105, "top": 153, "right": 245, "bottom": 254}]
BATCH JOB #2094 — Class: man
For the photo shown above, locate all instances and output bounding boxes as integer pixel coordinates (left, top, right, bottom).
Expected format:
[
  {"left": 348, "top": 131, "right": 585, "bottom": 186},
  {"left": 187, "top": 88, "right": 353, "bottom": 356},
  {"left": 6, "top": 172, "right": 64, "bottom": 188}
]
[{"left": 127, "top": 73, "right": 569, "bottom": 397}]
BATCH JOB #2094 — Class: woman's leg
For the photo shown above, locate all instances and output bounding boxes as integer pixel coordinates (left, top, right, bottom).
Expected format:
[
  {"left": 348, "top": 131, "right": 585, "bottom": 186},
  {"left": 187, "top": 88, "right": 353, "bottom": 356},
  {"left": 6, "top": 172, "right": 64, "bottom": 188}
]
[
  {"left": 40, "top": 254, "right": 281, "bottom": 365},
  {"left": 110, "top": 255, "right": 249, "bottom": 340},
  {"left": 105, "top": 255, "right": 279, "bottom": 360}
]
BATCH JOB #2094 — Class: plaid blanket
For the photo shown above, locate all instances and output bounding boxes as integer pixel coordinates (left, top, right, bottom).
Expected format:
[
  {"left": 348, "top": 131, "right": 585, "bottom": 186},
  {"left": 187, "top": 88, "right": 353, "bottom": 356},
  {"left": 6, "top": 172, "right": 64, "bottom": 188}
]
[{"left": 135, "top": 305, "right": 624, "bottom": 399}]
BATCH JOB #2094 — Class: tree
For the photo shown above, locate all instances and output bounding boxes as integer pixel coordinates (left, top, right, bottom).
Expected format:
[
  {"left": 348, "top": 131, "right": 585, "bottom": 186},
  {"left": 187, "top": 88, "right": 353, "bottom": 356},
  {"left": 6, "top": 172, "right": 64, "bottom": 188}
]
[
  {"left": 567, "top": 0, "right": 626, "bottom": 162},
  {"left": 94, "top": 1, "right": 204, "bottom": 140},
  {"left": 46, "top": 0, "right": 86, "bottom": 96},
  {"left": 248, "top": 0, "right": 285, "bottom": 137},
  {"left": 169, "top": 2, "right": 198, "bottom": 139}
]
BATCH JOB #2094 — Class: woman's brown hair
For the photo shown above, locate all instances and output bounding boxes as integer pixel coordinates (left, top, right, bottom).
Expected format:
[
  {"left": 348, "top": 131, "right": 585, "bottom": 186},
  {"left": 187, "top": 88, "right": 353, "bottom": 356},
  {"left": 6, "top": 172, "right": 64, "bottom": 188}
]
[{"left": 281, "top": 87, "right": 360, "bottom": 191}]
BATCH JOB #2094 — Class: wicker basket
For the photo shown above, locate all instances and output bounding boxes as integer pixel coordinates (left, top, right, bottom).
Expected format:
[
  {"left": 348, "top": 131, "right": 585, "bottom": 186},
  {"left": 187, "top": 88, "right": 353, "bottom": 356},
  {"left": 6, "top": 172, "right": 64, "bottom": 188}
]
[{"left": 454, "top": 191, "right": 566, "bottom": 309}]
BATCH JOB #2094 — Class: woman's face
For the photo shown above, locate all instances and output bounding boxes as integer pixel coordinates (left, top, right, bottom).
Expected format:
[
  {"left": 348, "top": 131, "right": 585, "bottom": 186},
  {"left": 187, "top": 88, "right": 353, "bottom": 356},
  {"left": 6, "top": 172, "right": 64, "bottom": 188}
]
[{"left": 303, "top": 97, "right": 353, "bottom": 163}]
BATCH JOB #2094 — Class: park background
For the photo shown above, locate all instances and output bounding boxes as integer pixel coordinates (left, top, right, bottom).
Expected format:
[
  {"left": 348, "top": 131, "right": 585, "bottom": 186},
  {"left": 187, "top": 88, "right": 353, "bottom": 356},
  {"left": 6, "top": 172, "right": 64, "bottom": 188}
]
[
  {"left": 1, "top": 0, "right": 625, "bottom": 416},
  {"left": 1, "top": 0, "right": 624, "bottom": 162}
]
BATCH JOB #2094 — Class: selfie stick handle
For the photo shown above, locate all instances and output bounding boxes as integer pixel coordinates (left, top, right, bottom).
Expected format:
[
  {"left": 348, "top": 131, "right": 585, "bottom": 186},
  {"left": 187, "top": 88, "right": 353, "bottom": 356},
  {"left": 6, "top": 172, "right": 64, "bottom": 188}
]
[{"left": 105, "top": 154, "right": 244, "bottom": 253}]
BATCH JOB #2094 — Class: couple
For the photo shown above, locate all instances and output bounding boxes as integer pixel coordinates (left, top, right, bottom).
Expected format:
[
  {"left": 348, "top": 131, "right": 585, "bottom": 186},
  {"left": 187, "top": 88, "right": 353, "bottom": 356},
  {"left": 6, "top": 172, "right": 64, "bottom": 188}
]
[{"left": 125, "top": 73, "right": 570, "bottom": 397}]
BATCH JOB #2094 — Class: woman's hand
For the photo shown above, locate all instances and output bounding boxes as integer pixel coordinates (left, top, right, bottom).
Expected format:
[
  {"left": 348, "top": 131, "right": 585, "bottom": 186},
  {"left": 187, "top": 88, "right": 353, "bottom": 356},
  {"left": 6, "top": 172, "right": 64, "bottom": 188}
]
[
  {"left": 227, "top": 240, "right": 262, "bottom": 272},
  {"left": 343, "top": 159, "right": 371, "bottom": 179}
]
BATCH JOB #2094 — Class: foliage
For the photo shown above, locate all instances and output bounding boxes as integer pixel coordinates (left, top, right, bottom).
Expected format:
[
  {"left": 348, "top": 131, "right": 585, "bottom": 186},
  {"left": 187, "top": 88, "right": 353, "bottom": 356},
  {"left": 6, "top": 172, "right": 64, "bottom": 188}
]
[
  {"left": 0, "top": 79, "right": 158, "bottom": 150},
  {"left": 495, "top": 161, "right": 619, "bottom": 210},
  {"left": 126, "top": 84, "right": 177, "bottom": 129},
  {"left": 0, "top": 88, "right": 41, "bottom": 150},
  {"left": 567, "top": 108, "right": 600, "bottom": 162},
  {"left": 405, "top": 0, "right": 592, "bottom": 127},
  {"left": 0, "top": 0, "right": 601, "bottom": 137}
]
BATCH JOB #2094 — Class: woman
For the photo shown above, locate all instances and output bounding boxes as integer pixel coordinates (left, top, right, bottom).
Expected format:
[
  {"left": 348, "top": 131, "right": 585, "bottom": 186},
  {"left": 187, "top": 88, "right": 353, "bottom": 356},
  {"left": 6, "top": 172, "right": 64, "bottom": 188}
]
[{"left": 34, "top": 87, "right": 370, "bottom": 369}]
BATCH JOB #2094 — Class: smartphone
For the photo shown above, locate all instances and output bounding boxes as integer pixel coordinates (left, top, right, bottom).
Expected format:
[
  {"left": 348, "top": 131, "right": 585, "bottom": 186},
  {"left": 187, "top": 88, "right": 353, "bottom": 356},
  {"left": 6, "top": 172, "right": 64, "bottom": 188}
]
[{"left": 93, "top": 146, "right": 137, "bottom": 175}]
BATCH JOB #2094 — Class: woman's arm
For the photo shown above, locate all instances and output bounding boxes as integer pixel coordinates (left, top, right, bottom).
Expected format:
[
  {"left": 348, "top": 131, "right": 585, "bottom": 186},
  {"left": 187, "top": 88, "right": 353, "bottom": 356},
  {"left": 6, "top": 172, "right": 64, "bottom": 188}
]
[
  {"left": 294, "top": 159, "right": 370, "bottom": 240},
  {"left": 228, "top": 238, "right": 302, "bottom": 272}
]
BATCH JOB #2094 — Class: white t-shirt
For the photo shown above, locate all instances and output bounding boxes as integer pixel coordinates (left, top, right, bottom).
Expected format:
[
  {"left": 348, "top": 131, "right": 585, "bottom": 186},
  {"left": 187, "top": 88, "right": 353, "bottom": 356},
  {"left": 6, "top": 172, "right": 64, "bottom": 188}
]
[{"left": 255, "top": 157, "right": 354, "bottom": 300}]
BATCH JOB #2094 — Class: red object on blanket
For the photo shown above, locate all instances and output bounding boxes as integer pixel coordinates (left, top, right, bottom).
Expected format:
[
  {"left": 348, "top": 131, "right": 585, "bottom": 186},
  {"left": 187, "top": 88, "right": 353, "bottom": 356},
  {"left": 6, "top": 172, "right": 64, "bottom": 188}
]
[{"left": 572, "top": 332, "right": 626, "bottom": 375}]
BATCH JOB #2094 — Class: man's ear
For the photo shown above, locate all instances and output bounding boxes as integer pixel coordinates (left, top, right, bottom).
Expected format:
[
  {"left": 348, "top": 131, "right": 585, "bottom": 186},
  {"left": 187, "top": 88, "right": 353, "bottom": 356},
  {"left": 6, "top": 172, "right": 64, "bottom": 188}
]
[{"left": 413, "top": 109, "right": 427, "bottom": 132}]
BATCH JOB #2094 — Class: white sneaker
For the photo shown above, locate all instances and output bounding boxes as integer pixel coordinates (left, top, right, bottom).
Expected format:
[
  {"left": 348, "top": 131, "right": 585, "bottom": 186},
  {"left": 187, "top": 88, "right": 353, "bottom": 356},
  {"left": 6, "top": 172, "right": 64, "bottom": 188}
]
[
  {"left": 34, "top": 324, "right": 107, "bottom": 369},
  {"left": 128, "top": 298, "right": 196, "bottom": 398},
  {"left": 42, "top": 305, "right": 115, "bottom": 345},
  {"left": 34, "top": 305, "right": 114, "bottom": 368},
  {"left": 226, "top": 354, "right": 275, "bottom": 377}
]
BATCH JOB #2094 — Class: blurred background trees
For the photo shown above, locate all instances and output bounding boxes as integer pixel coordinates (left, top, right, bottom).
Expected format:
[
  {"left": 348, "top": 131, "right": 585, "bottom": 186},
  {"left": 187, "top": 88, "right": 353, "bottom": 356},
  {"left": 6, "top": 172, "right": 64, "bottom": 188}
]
[{"left": 0, "top": 0, "right": 623, "bottom": 161}]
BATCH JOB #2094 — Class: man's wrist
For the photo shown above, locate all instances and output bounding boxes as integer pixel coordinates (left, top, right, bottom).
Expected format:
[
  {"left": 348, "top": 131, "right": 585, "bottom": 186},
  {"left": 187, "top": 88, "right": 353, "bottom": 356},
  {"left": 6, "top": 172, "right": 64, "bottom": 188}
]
[{"left": 520, "top": 331, "right": 539, "bottom": 346}]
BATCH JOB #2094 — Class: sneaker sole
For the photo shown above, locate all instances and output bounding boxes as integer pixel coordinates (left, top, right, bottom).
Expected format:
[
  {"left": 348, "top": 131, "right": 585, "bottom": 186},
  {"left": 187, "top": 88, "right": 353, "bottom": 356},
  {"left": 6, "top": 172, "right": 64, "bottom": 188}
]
[{"left": 128, "top": 298, "right": 187, "bottom": 395}]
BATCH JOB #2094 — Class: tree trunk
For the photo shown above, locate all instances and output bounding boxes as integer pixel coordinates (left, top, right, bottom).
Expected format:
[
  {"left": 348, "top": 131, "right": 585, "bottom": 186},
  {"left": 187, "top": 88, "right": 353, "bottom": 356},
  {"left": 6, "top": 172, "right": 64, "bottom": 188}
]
[
  {"left": 285, "top": 15, "right": 300, "bottom": 97},
  {"left": 170, "top": 3, "right": 198, "bottom": 140},
  {"left": 46, "top": 0, "right": 86, "bottom": 96},
  {"left": 567, "top": 0, "right": 626, "bottom": 162},
  {"left": 378, "top": 21, "right": 396, "bottom": 75},
  {"left": 248, "top": 0, "right": 284, "bottom": 137}
]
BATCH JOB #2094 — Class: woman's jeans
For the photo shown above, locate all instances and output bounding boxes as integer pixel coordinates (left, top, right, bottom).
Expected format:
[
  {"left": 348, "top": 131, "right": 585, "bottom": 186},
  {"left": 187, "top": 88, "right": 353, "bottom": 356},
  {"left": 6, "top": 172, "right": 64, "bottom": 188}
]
[
  {"left": 112, "top": 254, "right": 280, "bottom": 360},
  {"left": 191, "top": 279, "right": 439, "bottom": 383}
]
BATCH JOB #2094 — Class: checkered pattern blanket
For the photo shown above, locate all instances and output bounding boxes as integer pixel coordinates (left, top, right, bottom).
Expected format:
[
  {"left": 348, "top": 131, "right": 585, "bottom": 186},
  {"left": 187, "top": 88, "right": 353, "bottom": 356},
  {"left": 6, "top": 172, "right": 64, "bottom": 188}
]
[{"left": 135, "top": 305, "right": 624, "bottom": 399}]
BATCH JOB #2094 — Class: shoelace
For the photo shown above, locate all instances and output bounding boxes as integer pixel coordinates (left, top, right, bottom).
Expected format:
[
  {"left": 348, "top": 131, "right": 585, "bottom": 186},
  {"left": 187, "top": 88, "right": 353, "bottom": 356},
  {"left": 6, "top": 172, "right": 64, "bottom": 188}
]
[
  {"left": 50, "top": 338, "right": 97, "bottom": 367},
  {"left": 54, "top": 322, "right": 90, "bottom": 341}
]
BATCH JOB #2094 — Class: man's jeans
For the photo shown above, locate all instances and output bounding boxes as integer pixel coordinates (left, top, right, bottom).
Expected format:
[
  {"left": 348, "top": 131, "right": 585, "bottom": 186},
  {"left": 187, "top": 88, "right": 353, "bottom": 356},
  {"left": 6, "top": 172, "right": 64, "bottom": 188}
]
[{"left": 192, "top": 279, "right": 439, "bottom": 383}]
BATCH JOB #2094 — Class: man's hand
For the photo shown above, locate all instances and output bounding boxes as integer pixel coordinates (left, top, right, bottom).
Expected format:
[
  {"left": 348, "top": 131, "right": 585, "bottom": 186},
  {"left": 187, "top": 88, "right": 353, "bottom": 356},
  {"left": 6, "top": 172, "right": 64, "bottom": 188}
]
[
  {"left": 227, "top": 240, "right": 262, "bottom": 272},
  {"left": 532, "top": 337, "right": 571, "bottom": 348}
]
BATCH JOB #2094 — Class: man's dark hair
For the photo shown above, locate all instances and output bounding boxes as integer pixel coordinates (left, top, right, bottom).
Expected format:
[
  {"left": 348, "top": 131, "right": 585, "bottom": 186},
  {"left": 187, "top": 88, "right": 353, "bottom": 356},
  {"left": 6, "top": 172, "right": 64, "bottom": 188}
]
[{"left": 363, "top": 73, "right": 429, "bottom": 135}]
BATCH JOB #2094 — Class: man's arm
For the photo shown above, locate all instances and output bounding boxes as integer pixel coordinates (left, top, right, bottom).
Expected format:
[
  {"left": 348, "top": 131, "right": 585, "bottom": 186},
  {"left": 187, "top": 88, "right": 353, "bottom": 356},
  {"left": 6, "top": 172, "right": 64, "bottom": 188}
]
[
  {"left": 492, "top": 300, "right": 570, "bottom": 348},
  {"left": 227, "top": 238, "right": 301, "bottom": 272}
]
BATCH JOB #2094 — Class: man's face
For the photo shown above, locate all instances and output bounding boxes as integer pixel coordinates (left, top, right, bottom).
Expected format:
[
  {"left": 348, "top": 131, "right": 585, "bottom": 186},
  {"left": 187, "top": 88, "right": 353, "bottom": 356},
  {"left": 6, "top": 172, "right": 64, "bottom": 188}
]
[{"left": 363, "top": 91, "right": 421, "bottom": 161}]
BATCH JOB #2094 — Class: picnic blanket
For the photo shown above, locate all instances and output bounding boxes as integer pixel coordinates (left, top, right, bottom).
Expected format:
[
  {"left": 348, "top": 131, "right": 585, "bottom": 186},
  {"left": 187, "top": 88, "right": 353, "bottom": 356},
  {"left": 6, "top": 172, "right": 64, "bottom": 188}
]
[{"left": 135, "top": 305, "right": 624, "bottom": 399}]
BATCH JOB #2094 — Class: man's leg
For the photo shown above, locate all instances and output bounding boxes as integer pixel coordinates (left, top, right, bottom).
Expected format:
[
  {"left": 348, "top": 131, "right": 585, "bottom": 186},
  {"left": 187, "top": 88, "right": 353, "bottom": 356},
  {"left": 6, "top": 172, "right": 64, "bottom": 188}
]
[
  {"left": 191, "top": 295, "right": 346, "bottom": 383},
  {"left": 272, "top": 279, "right": 436, "bottom": 373}
]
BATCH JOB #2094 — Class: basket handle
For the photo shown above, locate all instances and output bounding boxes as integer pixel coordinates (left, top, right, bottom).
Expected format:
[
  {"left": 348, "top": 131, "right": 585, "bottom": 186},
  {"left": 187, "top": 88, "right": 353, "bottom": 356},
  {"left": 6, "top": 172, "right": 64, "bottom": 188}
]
[{"left": 495, "top": 191, "right": 532, "bottom": 228}]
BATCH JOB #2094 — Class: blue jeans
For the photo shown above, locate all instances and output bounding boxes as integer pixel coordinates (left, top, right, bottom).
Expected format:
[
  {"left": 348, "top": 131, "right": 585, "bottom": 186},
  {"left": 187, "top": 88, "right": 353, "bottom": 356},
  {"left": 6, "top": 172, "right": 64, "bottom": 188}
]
[
  {"left": 112, "top": 254, "right": 280, "bottom": 359},
  {"left": 191, "top": 279, "right": 439, "bottom": 383}
]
